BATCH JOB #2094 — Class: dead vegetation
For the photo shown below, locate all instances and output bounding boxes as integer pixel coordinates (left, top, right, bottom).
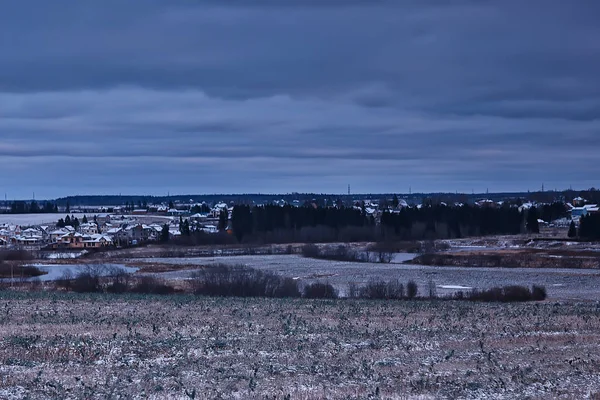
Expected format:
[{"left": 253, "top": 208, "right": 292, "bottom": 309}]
[
  {"left": 411, "top": 250, "right": 600, "bottom": 269},
  {"left": 0, "top": 293, "right": 598, "bottom": 399}
]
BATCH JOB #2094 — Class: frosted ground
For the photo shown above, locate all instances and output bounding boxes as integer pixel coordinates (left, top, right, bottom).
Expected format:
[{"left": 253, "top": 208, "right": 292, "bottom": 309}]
[
  {"left": 1, "top": 293, "right": 600, "bottom": 399},
  {"left": 130, "top": 254, "right": 600, "bottom": 301},
  {"left": 0, "top": 214, "right": 76, "bottom": 226}
]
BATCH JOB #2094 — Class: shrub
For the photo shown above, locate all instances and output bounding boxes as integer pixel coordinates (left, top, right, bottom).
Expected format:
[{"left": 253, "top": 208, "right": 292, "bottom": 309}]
[
  {"left": 105, "top": 267, "right": 132, "bottom": 294},
  {"left": 0, "top": 264, "right": 45, "bottom": 279},
  {"left": 301, "top": 244, "right": 372, "bottom": 262},
  {"left": 0, "top": 250, "right": 34, "bottom": 262},
  {"left": 71, "top": 272, "right": 102, "bottom": 293},
  {"left": 132, "top": 276, "right": 175, "bottom": 295},
  {"left": 366, "top": 242, "right": 395, "bottom": 263},
  {"left": 531, "top": 285, "right": 547, "bottom": 301},
  {"left": 301, "top": 244, "right": 321, "bottom": 258},
  {"left": 273, "top": 277, "right": 302, "bottom": 298},
  {"left": 192, "top": 264, "right": 300, "bottom": 298},
  {"left": 406, "top": 281, "right": 418, "bottom": 299},
  {"left": 55, "top": 270, "right": 74, "bottom": 291},
  {"left": 303, "top": 282, "right": 338, "bottom": 299},
  {"left": 465, "top": 285, "right": 547, "bottom": 302}
]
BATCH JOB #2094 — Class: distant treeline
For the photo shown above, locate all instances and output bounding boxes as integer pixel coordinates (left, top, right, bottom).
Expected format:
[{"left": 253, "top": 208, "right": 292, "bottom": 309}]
[
  {"left": 20, "top": 188, "right": 600, "bottom": 207},
  {"left": 2, "top": 201, "right": 59, "bottom": 214}
]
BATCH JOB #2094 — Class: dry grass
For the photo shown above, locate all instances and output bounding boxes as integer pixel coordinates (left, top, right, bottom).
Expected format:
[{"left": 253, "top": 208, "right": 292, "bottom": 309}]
[{"left": 0, "top": 293, "right": 599, "bottom": 399}]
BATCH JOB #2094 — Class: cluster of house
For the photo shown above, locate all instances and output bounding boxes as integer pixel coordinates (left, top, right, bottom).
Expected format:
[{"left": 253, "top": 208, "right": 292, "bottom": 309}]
[{"left": 0, "top": 212, "right": 226, "bottom": 250}]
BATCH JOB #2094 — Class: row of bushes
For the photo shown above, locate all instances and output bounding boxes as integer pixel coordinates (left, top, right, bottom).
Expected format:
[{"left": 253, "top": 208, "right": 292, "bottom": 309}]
[
  {"left": 301, "top": 244, "right": 394, "bottom": 263},
  {"left": 454, "top": 285, "right": 547, "bottom": 302},
  {"left": 0, "top": 250, "right": 35, "bottom": 262},
  {"left": 56, "top": 266, "right": 175, "bottom": 295},
  {"left": 348, "top": 279, "right": 419, "bottom": 300},
  {"left": 44, "top": 264, "right": 547, "bottom": 303},
  {"left": 0, "top": 264, "right": 45, "bottom": 279},
  {"left": 191, "top": 264, "right": 301, "bottom": 298},
  {"left": 345, "top": 280, "right": 547, "bottom": 302}
]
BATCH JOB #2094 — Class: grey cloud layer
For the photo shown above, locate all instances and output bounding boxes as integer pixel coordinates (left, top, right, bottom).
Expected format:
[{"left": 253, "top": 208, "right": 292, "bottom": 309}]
[{"left": 0, "top": 1, "right": 598, "bottom": 197}]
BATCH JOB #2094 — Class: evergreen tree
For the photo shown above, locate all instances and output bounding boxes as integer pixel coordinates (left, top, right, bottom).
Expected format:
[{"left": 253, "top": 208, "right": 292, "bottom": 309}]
[
  {"left": 179, "top": 217, "right": 191, "bottom": 236},
  {"left": 56, "top": 218, "right": 65, "bottom": 228},
  {"left": 65, "top": 201, "right": 70, "bottom": 213},
  {"left": 526, "top": 207, "right": 540, "bottom": 234},
  {"left": 160, "top": 224, "right": 170, "bottom": 242},
  {"left": 392, "top": 194, "right": 399, "bottom": 208},
  {"left": 218, "top": 209, "right": 229, "bottom": 232},
  {"left": 64, "top": 215, "right": 71, "bottom": 226},
  {"left": 182, "top": 220, "right": 191, "bottom": 236},
  {"left": 568, "top": 220, "right": 577, "bottom": 238},
  {"left": 29, "top": 200, "right": 40, "bottom": 213},
  {"left": 82, "top": 215, "right": 88, "bottom": 224}
]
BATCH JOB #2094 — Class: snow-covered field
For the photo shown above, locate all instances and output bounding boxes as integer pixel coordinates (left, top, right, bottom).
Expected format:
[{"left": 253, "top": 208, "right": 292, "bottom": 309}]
[
  {"left": 0, "top": 214, "right": 71, "bottom": 226},
  {"left": 1, "top": 293, "right": 599, "bottom": 399}
]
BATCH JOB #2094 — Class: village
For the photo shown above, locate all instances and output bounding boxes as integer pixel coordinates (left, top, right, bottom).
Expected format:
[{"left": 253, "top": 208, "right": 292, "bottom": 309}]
[
  {"left": 0, "top": 194, "right": 598, "bottom": 251},
  {"left": 0, "top": 200, "right": 234, "bottom": 250}
]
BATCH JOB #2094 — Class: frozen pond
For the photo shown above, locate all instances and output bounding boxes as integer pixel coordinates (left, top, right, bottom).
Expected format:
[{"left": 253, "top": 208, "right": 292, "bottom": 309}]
[
  {"left": 5, "top": 264, "right": 137, "bottom": 282},
  {"left": 134, "top": 254, "right": 600, "bottom": 301}
]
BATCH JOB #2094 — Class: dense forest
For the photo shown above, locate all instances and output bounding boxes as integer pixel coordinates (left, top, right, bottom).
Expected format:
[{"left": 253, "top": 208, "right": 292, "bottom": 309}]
[{"left": 222, "top": 204, "right": 547, "bottom": 244}]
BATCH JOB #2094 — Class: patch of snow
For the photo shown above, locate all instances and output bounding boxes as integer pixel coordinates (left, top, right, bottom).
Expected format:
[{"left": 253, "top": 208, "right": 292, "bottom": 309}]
[{"left": 438, "top": 285, "right": 473, "bottom": 290}]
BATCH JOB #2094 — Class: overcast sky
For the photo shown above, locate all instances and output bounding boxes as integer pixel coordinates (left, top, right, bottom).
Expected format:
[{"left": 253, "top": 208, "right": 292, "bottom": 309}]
[{"left": 1, "top": 1, "right": 599, "bottom": 199}]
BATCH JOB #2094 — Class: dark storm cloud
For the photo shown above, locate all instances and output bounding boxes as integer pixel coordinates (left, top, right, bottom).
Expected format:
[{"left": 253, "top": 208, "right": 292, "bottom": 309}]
[{"left": 0, "top": 1, "right": 599, "bottom": 198}]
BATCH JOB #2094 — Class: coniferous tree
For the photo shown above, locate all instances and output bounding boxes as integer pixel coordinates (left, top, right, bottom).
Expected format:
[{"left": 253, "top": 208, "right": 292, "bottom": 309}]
[
  {"left": 568, "top": 220, "right": 577, "bottom": 238},
  {"left": 160, "top": 224, "right": 170, "bottom": 242},
  {"left": 218, "top": 210, "right": 229, "bottom": 232},
  {"left": 526, "top": 207, "right": 540, "bottom": 234},
  {"left": 82, "top": 215, "right": 88, "bottom": 224},
  {"left": 29, "top": 200, "right": 40, "bottom": 213}
]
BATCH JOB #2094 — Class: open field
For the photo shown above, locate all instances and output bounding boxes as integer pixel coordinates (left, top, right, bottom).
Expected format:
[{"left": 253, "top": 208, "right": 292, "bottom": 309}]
[{"left": 1, "top": 292, "right": 600, "bottom": 399}]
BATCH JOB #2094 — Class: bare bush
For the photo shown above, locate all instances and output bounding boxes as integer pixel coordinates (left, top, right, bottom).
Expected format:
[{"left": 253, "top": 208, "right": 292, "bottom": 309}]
[
  {"left": 132, "top": 276, "right": 175, "bottom": 295},
  {"left": 464, "top": 285, "right": 547, "bottom": 302},
  {"left": 303, "top": 282, "right": 338, "bottom": 299},
  {"left": 0, "top": 250, "right": 34, "bottom": 262},
  {"left": 406, "top": 281, "right": 418, "bottom": 299},
  {"left": 192, "top": 264, "right": 300, "bottom": 298},
  {"left": 105, "top": 267, "right": 132, "bottom": 293}
]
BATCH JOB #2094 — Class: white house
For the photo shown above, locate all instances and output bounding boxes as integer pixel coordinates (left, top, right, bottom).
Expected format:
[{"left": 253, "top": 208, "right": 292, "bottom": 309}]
[
  {"left": 79, "top": 223, "right": 99, "bottom": 235},
  {"left": 82, "top": 234, "right": 113, "bottom": 248}
]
